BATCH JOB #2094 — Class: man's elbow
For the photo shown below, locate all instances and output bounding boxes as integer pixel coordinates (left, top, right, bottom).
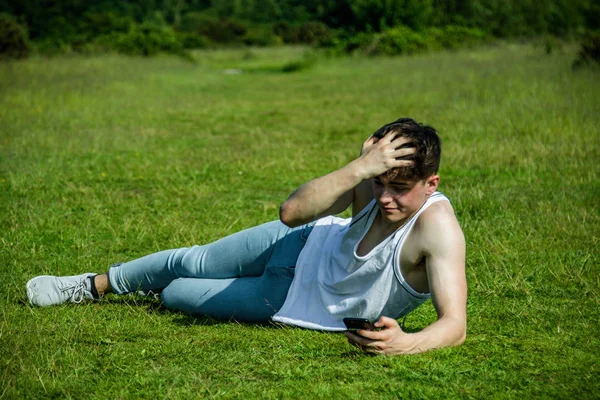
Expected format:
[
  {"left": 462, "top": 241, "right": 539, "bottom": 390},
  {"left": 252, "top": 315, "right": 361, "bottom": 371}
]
[
  {"left": 279, "top": 202, "right": 302, "bottom": 228},
  {"left": 451, "top": 320, "right": 467, "bottom": 347},
  {"left": 440, "top": 315, "right": 466, "bottom": 348},
  {"left": 454, "top": 330, "right": 466, "bottom": 346}
]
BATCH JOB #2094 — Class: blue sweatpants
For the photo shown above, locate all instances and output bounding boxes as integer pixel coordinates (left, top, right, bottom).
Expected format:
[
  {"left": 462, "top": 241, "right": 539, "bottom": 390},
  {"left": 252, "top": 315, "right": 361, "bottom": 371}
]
[{"left": 108, "top": 220, "right": 313, "bottom": 322}]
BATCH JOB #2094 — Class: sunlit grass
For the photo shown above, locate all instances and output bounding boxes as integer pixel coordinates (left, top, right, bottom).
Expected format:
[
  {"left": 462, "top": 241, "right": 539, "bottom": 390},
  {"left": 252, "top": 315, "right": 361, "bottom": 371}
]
[{"left": 1, "top": 43, "right": 599, "bottom": 398}]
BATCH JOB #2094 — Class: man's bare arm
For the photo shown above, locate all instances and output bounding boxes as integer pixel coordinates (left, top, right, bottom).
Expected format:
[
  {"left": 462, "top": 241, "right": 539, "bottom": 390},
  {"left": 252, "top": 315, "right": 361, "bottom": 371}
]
[
  {"left": 280, "top": 132, "right": 415, "bottom": 227},
  {"left": 346, "top": 203, "right": 467, "bottom": 354},
  {"left": 279, "top": 164, "right": 359, "bottom": 228}
]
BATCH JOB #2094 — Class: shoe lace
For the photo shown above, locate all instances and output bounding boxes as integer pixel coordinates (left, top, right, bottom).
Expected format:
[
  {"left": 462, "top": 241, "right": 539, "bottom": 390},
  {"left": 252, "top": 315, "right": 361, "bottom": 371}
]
[{"left": 61, "top": 280, "right": 88, "bottom": 303}]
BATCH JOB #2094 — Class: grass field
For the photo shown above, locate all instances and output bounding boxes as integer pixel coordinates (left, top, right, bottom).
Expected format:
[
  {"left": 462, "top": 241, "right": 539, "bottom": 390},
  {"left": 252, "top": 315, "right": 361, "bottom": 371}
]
[{"left": 1, "top": 44, "right": 599, "bottom": 399}]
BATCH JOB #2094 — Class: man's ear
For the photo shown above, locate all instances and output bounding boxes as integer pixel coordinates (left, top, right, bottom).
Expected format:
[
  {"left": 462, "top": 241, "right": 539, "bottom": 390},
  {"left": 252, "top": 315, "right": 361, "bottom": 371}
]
[{"left": 425, "top": 175, "right": 439, "bottom": 196}]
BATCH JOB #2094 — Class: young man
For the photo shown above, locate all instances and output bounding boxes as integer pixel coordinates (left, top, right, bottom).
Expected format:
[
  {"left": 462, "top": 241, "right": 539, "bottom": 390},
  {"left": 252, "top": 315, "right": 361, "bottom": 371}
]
[{"left": 27, "top": 117, "right": 466, "bottom": 355}]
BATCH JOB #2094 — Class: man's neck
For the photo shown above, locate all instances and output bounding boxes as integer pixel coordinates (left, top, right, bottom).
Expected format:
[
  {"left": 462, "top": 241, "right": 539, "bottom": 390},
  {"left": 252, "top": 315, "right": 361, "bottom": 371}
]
[
  {"left": 375, "top": 199, "right": 429, "bottom": 234},
  {"left": 373, "top": 210, "right": 412, "bottom": 236}
]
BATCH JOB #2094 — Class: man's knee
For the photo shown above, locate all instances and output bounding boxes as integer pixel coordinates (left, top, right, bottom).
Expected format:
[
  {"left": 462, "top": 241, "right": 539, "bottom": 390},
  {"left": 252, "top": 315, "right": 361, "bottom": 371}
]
[
  {"left": 160, "top": 278, "right": 212, "bottom": 313},
  {"left": 160, "top": 273, "right": 292, "bottom": 322}
]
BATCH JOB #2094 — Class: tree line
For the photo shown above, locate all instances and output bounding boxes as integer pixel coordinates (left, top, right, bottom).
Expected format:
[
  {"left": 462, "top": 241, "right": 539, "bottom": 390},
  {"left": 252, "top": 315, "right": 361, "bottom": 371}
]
[{"left": 1, "top": 0, "right": 599, "bottom": 59}]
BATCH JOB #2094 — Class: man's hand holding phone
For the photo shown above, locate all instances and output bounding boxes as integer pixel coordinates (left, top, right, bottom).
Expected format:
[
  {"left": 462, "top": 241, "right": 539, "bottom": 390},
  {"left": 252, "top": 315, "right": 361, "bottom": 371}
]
[
  {"left": 343, "top": 317, "right": 376, "bottom": 333},
  {"left": 344, "top": 316, "right": 416, "bottom": 355}
]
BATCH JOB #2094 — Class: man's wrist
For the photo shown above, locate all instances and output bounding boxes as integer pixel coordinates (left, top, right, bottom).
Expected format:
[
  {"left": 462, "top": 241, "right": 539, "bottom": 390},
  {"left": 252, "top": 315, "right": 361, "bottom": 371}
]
[{"left": 348, "top": 158, "right": 372, "bottom": 181}]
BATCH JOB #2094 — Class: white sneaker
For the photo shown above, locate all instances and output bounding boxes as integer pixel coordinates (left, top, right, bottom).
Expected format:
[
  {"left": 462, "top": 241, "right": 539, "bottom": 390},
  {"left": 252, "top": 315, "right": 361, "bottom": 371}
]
[{"left": 26, "top": 273, "right": 97, "bottom": 307}]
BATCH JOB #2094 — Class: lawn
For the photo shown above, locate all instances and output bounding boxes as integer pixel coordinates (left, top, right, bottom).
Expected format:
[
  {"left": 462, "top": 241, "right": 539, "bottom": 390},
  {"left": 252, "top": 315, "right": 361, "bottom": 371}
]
[{"left": 1, "top": 44, "right": 598, "bottom": 399}]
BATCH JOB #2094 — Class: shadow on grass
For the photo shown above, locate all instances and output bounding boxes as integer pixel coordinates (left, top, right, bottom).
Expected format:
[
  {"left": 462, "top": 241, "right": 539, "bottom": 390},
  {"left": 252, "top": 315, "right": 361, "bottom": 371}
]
[
  {"left": 19, "top": 291, "right": 425, "bottom": 335},
  {"left": 233, "top": 53, "right": 317, "bottom": 74},
  {"left": 340, "top": 350, "right": 376, "bottom": 358},
  {"left": 168, "top": 312, "right": 277, "bottom": 328},
  {"left": 98, "top": 295, "right": 275, "bottom": 328}
]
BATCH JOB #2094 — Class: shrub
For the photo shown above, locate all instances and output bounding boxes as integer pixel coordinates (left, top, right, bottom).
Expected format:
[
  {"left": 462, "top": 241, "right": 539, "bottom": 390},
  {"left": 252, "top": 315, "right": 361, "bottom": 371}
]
[
  {"left": 203, "top": 18, "right": 247, "bottom": 43},
  {"left": 77, "top": 12, "right": 133, "bottom": 40},
  {"left": 342, "top": 26, "right": 431, "bottom": 56},
  {"left": 243, "top": 26, "right": 281, "bottom": 47},
  {"left": 34, "top": 39, "right": 72, "bottom": 56},
  {"left": 177, "top": 32, "right": 209, "bottom": 49},
  {"left": 573, "top": 32, "right": 600, "bottom": 68},
  {"left": 427, "top": 26, "right": 487, "bottom": 50},
  {"left": 332, "top": 32, "right": 372, "bottom": 53},
  {"left": 538, "top": 35, "right": 560, "bottom": 55},
  {"left": 178, "top": 12, "right": 209, "bottom": 33},
  {"left": 94, "top": 22, "right": 191, "bottom": 60},
  {"left": 179, "top": 12, "right": 247, "bottom": 44},
  {"left": 272, "top": 21, "right": 300, "bottom": 44},
  {"left": 373, "top": 26, "right": 431, "bottom": 55},
  {"left": 116, "top": 27, "right": 180, "bottom": 56},
  {"left": 0, "top": 13, "right": 30, "bottom": 60},
  {"left": 297, "top": 21, "right": 332, "bottom": 45},
  {"left": 36, "top": 16, "right": 78, "bottom": 45},
  {"left": 328, "top": 25, "right": 487, "bottom": 56}
]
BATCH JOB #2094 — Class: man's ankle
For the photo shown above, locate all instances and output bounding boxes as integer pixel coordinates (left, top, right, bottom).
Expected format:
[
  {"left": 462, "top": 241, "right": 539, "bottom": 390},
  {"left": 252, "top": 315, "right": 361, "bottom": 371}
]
[{"left": 93, "top": 274, "right": 111, "bottom": 296}]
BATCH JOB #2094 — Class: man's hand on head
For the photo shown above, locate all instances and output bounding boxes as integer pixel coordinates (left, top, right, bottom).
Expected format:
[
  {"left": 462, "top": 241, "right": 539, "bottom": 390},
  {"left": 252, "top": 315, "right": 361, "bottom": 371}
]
[
  {"left": 360, "top": 135, "right": 379, "bottom": 156},
  {"left": 355, "top": 131, "right": 416, "bottom": 180}
]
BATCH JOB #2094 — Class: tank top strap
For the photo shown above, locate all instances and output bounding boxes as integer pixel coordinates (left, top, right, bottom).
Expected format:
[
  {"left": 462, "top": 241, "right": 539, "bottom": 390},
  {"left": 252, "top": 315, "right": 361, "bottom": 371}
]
[
  {"left": 392, "top": 192, "right": 449, "bottom": 241},
  {"left": 391, "top": 191, "right": 449, "bottom": 297},
  {"left": 349, "top": 199, "right": 378, "bottom": 229}
]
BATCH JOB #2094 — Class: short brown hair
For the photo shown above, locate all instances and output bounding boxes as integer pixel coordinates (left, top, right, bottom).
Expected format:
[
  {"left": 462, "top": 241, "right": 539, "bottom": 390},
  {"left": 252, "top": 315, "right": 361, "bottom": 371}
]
[{"left": 372, "top": 117, "right": 441, "bottom": 182}]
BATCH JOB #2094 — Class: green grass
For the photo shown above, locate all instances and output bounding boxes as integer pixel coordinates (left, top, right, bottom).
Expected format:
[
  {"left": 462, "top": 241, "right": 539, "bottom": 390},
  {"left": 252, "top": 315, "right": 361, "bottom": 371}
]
[{"left": 1, "top": 44, "right": 599, "bottom": 399}]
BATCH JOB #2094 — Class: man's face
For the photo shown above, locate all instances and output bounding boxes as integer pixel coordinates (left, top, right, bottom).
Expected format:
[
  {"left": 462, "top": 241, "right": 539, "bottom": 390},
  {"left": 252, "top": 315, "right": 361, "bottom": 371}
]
[{"left": 371, "top": 174, "right": 439, "bottom": 225}]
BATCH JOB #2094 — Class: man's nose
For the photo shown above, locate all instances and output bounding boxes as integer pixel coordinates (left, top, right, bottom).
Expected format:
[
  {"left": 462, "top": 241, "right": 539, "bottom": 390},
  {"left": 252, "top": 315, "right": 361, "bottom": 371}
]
[{"left": 378, "top": 188, "right": 393, "bottom": 202}]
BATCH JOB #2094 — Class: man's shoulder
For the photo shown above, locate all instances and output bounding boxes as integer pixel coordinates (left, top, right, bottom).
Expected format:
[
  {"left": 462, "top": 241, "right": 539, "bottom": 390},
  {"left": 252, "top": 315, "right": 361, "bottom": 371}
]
[
  {"left": 417, "top": 197, "right": 457, "bottom": 225},
  {"left": 412, "top": 198, "right": 464, "bottom": 255}
]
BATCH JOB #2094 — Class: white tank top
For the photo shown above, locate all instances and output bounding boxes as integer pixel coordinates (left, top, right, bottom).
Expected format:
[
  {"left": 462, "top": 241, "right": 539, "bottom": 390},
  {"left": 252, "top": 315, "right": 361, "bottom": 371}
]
[{"left": 272, "top": 192, "right": 449, "bottom": 331}]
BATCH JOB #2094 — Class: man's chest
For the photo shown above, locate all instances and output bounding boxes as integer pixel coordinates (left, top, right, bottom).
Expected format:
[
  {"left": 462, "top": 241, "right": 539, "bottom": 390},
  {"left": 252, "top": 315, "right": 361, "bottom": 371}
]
[
  {"left": 355, "top": 216, "right": 425, "bottom": 270},
  {"left": 355, "top": 222, "right": 429, "bottom": 293}
]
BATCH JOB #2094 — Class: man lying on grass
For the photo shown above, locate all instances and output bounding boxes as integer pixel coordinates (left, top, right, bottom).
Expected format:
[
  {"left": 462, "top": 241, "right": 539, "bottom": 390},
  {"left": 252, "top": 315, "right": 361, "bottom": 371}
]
[{"left": 26, "top": 117, "right": 466, "bottom": 355}]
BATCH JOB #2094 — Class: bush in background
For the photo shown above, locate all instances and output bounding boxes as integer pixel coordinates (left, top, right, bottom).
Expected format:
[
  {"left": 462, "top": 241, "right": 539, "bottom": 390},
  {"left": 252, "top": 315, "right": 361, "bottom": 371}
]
[
  {"left": 427, "top": 26, "right": 487, "bottom": 50},
  {"left": 116, "top": 26, "right": 180, "bottom": 56},
  {"left": 34, "top": 39, "right": 72, "bottom": 56},
  {"left": 370, "top": 26, "right": 432, "bottom": 55},
  {"left": 92, "top": 19, "right": 192, "bottom": 61},
  {"left": 1, "top": 0, "right": 597, "bottom": 59},
  {"left": 243, "top": 25, "right": 281, "bottom": 47},
  {"left": 177, "top": 32, "right": 209, "bottom": 50},
  {"left": 272, "top": 22, "right": 300, "bottom": 44},
  {"left": 297, "top": 21, "right": 331, "bottom": 45},
  {"left": 329, "top": 25, "right": 487, "bottom": 56},
  {"left": 271, "top": 21, "right": 332, "bottom": 45},
  {"left": 573, "top": 32, "right": 600, "bottom": 68},
  {"left": 0, "top": 13, "right": 30, "bottom": 59},
  {"left": 179, "top": 12, "right": 246, "bottom": 44},
  {"left": 78, "top": 12, "right": 133, "bottom": 40}
]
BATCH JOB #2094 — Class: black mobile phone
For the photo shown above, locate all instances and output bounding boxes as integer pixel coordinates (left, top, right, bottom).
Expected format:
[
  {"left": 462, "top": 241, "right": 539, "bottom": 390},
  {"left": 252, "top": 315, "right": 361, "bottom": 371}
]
[{"left": 343, "top": 317, "right": 375, "bottom": 331}]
